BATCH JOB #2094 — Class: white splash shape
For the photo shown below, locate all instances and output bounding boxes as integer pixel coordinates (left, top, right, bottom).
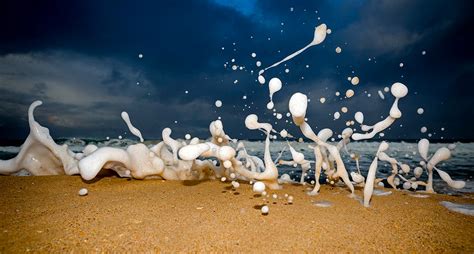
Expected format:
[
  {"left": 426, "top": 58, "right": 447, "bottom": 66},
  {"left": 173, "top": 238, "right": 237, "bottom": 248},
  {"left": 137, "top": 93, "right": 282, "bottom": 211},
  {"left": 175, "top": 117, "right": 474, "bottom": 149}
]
[
  {"left": 121, "top": 111, "right": 144, "bottom": 142},
  {"left": 267, "top": 77, "right": 282, "bottom": 110},
  {"left": 352, "top": 82, "right": 408, "bottom": 141},
  {"left": 363, "top": 141, "right": 387, "bottom": 207},
  {"left": 354, "top": 112, "right": 364, "bottom": 124},
  {"left": 418, "top": 138, "right": 430, "bottom": 161},
  {"left": 288, "top": 92, "right": 355, "bottom": 196},
  {"left": 435, "top": 168, "right": 466, "bottom": 189},
  {"left": 0, "top": 101, "right": 79, "bottom": 176},
  {"left": 259, "top": 24, "right": 327, "bottom": 75},
  {"left": 79, "top": 143, "right": 164, "bottom": 181},
  {"left": 289, "top": 92, "right": 308, "bottom": 125}
]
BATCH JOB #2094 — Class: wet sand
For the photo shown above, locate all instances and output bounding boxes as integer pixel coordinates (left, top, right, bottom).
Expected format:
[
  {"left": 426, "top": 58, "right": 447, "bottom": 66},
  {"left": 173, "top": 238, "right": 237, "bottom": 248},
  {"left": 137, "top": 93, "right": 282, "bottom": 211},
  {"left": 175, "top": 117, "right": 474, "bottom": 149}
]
[{"left": 0, "top": 176, "right": 473, "bottom": 252}]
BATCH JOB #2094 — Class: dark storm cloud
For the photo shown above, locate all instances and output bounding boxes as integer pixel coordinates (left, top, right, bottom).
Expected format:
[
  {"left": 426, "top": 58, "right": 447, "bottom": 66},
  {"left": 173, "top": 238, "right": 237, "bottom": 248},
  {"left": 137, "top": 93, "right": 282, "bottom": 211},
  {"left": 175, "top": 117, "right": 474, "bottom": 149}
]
[{"left": 0, "top": 0, "right": 472, "bottom": 141}]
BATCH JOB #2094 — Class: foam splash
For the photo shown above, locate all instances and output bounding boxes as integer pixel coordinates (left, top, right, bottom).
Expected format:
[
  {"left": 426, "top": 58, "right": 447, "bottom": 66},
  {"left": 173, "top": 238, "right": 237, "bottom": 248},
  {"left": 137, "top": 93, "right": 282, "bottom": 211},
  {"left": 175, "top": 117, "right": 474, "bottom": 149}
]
[
  {"left": 352, "top": 83, "right": 408, "bottom": 141},
  {"left": 0, "top": 16, "right": 469, "bottom": 213},
  {"left": 121, "top": 111, "right": 144, "bottom": 142},
  {"left": 0, "top": 101, "right": 79, "bottom": 176},
  {"left": 259, "top": 24, "right": 327, "bottom": 77}
]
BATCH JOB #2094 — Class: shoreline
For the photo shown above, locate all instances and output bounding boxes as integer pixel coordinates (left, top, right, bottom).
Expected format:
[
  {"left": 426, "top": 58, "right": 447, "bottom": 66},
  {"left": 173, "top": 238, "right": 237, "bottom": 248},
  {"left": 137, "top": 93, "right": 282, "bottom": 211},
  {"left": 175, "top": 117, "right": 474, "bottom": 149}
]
[{"left": 0, "top": 176, "right": 473, "bottom": 252}]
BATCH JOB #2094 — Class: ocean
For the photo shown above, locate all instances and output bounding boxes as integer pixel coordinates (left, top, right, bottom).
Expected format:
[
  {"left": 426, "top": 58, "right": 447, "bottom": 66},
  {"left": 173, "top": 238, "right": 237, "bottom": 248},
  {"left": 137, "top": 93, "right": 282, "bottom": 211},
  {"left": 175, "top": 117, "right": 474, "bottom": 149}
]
[{"left": 1, "top": 138, "right": 472, "bottom": 195}]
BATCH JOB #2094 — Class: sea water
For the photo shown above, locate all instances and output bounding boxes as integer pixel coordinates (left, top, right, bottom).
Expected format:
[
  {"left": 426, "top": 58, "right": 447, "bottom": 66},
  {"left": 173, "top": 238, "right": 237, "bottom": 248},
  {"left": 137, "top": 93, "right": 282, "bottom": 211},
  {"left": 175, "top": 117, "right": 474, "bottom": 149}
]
[{"left": 1, "top": 138, "right": 471, "bottom": 195}]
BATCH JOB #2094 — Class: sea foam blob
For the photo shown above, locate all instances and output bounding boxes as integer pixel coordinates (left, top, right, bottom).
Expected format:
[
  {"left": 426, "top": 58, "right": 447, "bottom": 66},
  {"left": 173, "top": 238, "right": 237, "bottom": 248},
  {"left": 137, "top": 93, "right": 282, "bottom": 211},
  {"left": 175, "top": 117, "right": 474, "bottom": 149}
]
[
  {"left": 289, "top": 92, "right": 308, "bottom": 125},
  {"left": 267, "top": 77, "right": 282, "bottom": 110}
]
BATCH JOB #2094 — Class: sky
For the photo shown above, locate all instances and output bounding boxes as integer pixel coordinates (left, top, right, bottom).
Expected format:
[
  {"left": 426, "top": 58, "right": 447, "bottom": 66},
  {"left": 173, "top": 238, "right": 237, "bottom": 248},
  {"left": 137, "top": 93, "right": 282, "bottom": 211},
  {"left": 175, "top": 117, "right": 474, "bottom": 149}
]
[{"left": 0, "top": 0, "right": 473, "bottom": 141}]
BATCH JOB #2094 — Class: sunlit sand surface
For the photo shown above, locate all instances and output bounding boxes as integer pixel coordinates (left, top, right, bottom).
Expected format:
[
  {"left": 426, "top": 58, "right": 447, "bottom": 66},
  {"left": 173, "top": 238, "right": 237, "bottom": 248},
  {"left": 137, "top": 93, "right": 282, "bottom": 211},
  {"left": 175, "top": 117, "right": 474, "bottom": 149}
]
[{"left": 0, "top": 176, "right": 472, "bottom": 252}]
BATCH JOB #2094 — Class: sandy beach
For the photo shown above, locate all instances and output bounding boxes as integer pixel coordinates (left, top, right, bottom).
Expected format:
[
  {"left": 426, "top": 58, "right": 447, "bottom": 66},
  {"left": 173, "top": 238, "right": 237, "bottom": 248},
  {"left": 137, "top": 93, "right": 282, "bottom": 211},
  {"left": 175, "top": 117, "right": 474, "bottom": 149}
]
[{"left": 0, "top": 176, "right": 473, "bottom": 252}]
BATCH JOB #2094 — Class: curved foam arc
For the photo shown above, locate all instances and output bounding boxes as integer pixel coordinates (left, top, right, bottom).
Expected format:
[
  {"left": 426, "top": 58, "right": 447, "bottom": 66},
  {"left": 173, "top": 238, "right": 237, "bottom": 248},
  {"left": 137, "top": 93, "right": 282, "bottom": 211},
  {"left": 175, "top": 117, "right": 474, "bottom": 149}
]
[
  {"left": 317, "top": 128, "right": 333, "bottom": 142},
  {"left": 352, "top": 117, "right": 396, "bottom": 141},
  {"left": 178, "top": 143, "right": 211, "bottom": 161},
  {"left": 377, "top": 151, "right": 399, "bottom": 189},
  {"left": 434, "top": 167, "right": 466, "bottom": 189},
  {"left": 288, "top": 142, "right": 305, "bottom": 164},
  {"left": 259, "top": 24, "right": 327, "bottom": 75},
  {"left": 389, "top": 98, "right": 402, "bottom": 118},
  {"left": 427, "top": 147, "right": 451, "bottom": 170},
  {"left": 162, "top": 128, "right": 182, "bottom": 164},
  {"left": 0, "top": 101, "right": 79, "bottom": 176},
  {"left": 79, "top": 144, "right": 165, "bottom": 181},
  {"left": 352, "top": 83, "right": 408, "bottom": 141},
  {"left": 121, "top": 111, "right": 144, "bottom": 142},
  {"left": 79, "top": 147, "right": 130, "bottom": 180}
]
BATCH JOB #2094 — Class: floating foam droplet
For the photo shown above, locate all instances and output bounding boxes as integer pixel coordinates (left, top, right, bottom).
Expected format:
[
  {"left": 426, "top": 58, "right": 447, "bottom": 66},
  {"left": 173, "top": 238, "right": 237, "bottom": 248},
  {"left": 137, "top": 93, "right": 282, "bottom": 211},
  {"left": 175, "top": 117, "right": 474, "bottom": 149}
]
[
  {"left": 215, "top": 100, "right": 222, "bottom": 108},
  {"left": 417, "top": 108, "right": 424, "bottom": 115},
  {"left": 261, "top": 205, "right": 269, "bottom": 215},
  {"left": 378, "top": 90, "right": 385, "bottom": 100},
  {"left": 346, "top": 89, "right": 354, "bottom": 98},
  {"left": 351, "top": 77, "right": 359, "bottom": 85},
  {"left": 421, "top": 126, "right": 427, "bottom": 133},
  {"left": 319, "top": 97, "right": 326, "bottom": 103},
  {"left": 354, "top": 112, "right": 364, "bottom": 124},
  {"left": 335, "top": 47, "right": 342, "bottom": 53}
]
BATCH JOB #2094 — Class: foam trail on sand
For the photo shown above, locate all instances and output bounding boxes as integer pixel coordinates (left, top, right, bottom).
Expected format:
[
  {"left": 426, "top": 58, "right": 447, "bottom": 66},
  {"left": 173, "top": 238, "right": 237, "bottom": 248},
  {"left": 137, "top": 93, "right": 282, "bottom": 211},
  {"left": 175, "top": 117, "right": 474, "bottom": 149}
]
[{"left": 440, "top": 201, "right": 474, "bottom": 216}]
